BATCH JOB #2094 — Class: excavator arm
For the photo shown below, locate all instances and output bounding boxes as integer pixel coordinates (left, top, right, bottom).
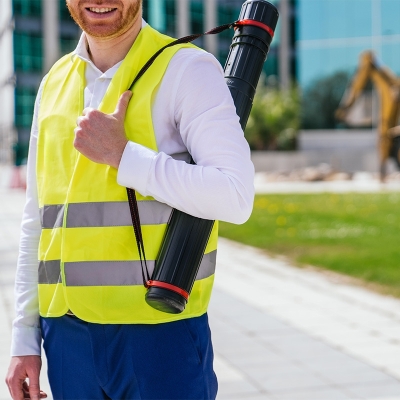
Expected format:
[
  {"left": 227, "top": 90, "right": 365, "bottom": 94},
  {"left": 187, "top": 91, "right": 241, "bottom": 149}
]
[
  {"left": 335, "top": 50, "right": 400, "bottom": 180},
  {"left": 335, "top": 51, "right": 374, "bottom": 121}
]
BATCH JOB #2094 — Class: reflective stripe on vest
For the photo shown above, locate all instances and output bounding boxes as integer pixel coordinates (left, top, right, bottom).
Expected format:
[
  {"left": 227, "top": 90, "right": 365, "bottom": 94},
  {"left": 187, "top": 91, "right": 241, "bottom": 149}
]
[
  {"left": 39, "top": 201, "right": 172, "bottom": 228},
  {"left": 39, "top": 260, "right": 62, "bottom": 284},
  {"left": 40, "top": 205, "right": 64, "bottom": 229},
  {"left": 38, "top": 251, "right": 217, "bottom": 286}
]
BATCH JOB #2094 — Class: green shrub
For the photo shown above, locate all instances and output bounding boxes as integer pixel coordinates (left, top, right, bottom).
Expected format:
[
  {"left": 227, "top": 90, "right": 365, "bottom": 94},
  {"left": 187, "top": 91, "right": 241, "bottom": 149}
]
[{"left": 245, "top": 82, "right": 300, "bottom": 150}]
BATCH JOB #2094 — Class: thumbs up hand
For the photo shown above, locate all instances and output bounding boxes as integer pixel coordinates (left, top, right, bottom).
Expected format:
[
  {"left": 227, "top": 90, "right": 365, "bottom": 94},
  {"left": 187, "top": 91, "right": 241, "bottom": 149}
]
[{"left": 74, "top": 91, "right": 132, "bottom": 168}]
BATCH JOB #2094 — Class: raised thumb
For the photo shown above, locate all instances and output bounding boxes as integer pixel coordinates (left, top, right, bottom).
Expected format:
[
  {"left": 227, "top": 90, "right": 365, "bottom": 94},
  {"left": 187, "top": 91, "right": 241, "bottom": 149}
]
[{"left": 113, "top": 91, "right": 132, "bottom": 120}]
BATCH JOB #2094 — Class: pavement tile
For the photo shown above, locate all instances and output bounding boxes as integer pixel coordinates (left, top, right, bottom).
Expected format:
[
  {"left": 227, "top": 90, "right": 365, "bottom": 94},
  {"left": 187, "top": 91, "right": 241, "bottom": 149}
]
[
  {"left": 220, "top": 349, "right": 290, "bottom": 369},
  {"left": 320, "top": 367, "right": 398, "bottom": 386},
  {"left": 231, "top": 314, "right": 295, "bottom": 333},
  {"left": 293, "top": 348, "right": 352, "bottom": 364},
  {"left": 384, "top": 366, "right": 400, "bottom": 380},
  {"left": 254, "top": 326, "right": 305, "bottom": 339},
  {"left": 264, "top": 334, "right": 336, "bottom": 352},
  {"left": 258, "top": 370, "right": 330, "bottom": 393},
  {"left": 315, "top": 328, "right": 386, "bottom": 346},
  {"left": 225, "top": 395, "right": 275, "bottom": 400},
  {"left": 213, "top": 355, "right": 245, "bottom": 382},
  {"left": 305, "top": 357, "right": 381, "bottom": 373},
  {"left": 271, "top": 387, "right": 355, "bottom": 400},
  {"left": 352, "top": 348, "right": 400, "bottom": 369},
  {"left": 345, "top": 381, "right": 400, "bottom": 399},
  {"left": 377, "top": 326, "right": 400, "bottom": 341},
  {"left": 244, "top": 364, "right": 310, "bottom": 381},
  {"left": 216, "top": 380, "right": 261, "bottom": 399},
  {"left": 214, "top": 341, "right": 271, "bottom": 357}
]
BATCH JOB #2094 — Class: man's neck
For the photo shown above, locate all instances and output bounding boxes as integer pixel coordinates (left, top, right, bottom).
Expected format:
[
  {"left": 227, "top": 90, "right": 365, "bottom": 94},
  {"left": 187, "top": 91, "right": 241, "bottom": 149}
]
[{"left": 85, "top": 21, "right": 142, "bottom": 73}]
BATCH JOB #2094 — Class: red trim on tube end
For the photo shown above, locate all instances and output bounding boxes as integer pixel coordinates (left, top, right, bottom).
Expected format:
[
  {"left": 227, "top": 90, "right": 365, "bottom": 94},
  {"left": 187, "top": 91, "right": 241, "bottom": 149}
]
[
  {"left": 234, "top": 19, "right": 274, "bottom": 38},
  {"left": 147, "top": 280, "right": 190, "bottom": 300}
]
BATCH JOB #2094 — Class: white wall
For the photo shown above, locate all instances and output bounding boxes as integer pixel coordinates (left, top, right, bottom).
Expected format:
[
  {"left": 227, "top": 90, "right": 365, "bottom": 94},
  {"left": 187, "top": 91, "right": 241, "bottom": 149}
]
[
  {"left": 252, "top": 130, "right": 381, "bottom": 173},
  {"left": 298, "top": 129, "right": 377, "bottom": 151}
]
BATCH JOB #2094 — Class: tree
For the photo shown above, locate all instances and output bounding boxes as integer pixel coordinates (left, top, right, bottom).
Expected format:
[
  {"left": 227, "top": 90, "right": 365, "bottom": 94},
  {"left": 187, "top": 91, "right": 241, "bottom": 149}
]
[{"left": 301, "top": 71, "right": 350, "bottom": 129}]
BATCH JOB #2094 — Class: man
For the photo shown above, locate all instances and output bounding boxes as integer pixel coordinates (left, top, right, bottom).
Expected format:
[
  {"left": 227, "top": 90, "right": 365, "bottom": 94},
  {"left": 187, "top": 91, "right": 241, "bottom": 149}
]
[{"left": 6, "top": 1, "right": 254, "bottom": 399}]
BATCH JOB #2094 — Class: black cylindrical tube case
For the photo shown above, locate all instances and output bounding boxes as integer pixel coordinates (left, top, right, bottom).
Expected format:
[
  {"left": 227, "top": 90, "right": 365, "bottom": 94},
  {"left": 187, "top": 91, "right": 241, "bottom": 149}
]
[
  {"left": 225, "top": 1, "right": 279, "bottom": 129},
  {"left": 145, "top": 0, "right": 279, "bottom": 314}
]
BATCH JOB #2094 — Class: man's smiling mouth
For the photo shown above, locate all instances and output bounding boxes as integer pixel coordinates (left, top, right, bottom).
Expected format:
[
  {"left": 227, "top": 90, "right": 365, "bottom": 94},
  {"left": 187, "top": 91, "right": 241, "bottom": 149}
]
[{"left": 87, "top": 7, "right": 116, "bottom": 14}]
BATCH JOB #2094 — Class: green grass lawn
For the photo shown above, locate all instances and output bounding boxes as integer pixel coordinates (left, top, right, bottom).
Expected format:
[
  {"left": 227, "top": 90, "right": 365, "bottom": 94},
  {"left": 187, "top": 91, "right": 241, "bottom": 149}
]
[{"left": 219, "top": 192, "right": 400, "bottom": 295}]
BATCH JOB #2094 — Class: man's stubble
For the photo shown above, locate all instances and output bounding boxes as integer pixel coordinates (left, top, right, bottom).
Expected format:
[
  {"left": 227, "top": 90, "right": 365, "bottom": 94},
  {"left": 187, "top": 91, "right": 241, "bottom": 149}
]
[{"left": 66, "top": 0, "right": 142, "bottom": 39}]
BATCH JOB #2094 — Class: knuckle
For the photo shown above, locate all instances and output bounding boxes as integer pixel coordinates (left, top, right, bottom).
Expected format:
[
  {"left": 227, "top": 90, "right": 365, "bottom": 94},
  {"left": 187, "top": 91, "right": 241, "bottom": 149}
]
[
  {"left": 74, "top": 129, "right": 82, "bottom": 140},
  {"left": 29, "top": 383, "right": 40, "bottom": 390},
  {"left": 73, "top": 138, "right": 81, "bottom": 149},
  {"left": 87, "top": 109, "right": 99, "bottom": 118},
  {"left": 79, "top": 118, "right": 89, "bottom": 129},
  {"left": 5, "top": 373, "right": 15, "bottom": 386}
]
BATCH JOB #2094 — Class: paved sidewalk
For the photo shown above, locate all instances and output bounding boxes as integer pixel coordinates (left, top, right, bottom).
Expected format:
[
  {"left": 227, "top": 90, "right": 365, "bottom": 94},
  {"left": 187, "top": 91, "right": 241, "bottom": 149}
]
[
  {"left": 212, "top": 240, "right": 400, "bottom": 399},
  {"left": 1, "top": 186, "right": 400, "bottom": 399},
  {"left": 254, "top": 173, "right": 400, "bottom": 194}
]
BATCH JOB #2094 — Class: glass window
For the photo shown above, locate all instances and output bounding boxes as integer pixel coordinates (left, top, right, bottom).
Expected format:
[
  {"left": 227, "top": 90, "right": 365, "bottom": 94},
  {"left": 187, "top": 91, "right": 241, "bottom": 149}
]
[
  {"left": 143, "top": 0, "right": 175, "bottom": 35},
  {"left": 143, "top": 0, "right": 149, "bottom": 20},
  {"left": 13, "top": 0, "right": 41, "bottom": 17},
  {"left": 298, "top": 0, "right": 372, "bottom": 41},
  {"left": 13, "top": 32, "right": 43, "bottom": 72},
  {"left": 59, "top": 0, "right": 74, "bottom": 21},
  {"left": 264, "top": 51, "right": 278, "bottom": 78},
  {"left": 15, "top": 88, "right": 37, "bottom": 128},
  {"left": 60, "top": 37, "right": 79, "bottom": 55},
  {"left": 165, "top": 0, "right": 176, "bottom": 36},
  {"left": 381, "top": 0, "right": 400, "bottom": 36},
  {"left": 190, "top": 1, "right": 203, "bottom": 34},
  {"left": 217, "top": 3, "right": 240, "bottom": 63},
  {"left": 299, "top": 45, "right": 367, "bottom": 89},
  {"left": 217, "top": 3, "right": 239, "bottom": 38},
  {"left": 381, "top": 43, "right": 400, "bottom": 75}
]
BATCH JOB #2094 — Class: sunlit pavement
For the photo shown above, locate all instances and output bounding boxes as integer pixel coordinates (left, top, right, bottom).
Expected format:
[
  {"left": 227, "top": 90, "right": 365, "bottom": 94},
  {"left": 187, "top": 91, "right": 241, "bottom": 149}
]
[
  {"left": 1, "top": 169, "right": 400, "bottom": 399},
  {"left": 254, "top": 173, "right": 400, "bottom": 194}
]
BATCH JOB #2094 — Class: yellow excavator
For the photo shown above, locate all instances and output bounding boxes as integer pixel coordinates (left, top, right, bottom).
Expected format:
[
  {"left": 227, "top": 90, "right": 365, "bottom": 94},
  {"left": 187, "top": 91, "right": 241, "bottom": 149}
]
[{"left": 336, "top": 50, "right": 400, "bottom": 181}]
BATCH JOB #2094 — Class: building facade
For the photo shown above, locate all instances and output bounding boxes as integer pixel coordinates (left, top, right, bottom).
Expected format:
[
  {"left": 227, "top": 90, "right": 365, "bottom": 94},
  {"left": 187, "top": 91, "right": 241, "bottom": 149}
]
[
  {"left": 0, "top": 0, "right": 14, "bottom": 163},
  {"left": 11, "top": 0, "right": 80, "bottom": 164},
  {"left": 297, "top": 0, "right": 400, "bottom": 92},
  {"left": 1, "top": 0, "right": 294, "bottom": 164},
  {"left": 142, "top": 0, "right": 292, "bottom": 83},
  {"left": 295, "top": 0, "right": 400, "bottom": 130}
]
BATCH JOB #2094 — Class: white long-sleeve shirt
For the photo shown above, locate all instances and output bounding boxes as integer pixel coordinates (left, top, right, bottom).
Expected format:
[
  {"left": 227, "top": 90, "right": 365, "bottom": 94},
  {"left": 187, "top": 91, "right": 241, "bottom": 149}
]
[{"left": 11, "top": 25, "right": 255, "bottom": 356}]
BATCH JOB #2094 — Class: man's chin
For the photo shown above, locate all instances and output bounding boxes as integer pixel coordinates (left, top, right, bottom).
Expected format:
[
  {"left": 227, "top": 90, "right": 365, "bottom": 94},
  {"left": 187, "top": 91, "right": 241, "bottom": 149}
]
[
  {"left": 85, "top": 22, "right": 138, "bottom": 40},
  {"left": 83, "top": 26, "right": 121, "bottom": 39}
]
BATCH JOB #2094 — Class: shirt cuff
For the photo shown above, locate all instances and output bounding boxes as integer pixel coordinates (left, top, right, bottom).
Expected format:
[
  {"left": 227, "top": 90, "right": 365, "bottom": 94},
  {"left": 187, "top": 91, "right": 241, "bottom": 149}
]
[
  {"left": 11, "top": 326, "right": 42, "bottom": 356},
  {"left": 117, "top": 141, "right": 157, "bottom": 195}
]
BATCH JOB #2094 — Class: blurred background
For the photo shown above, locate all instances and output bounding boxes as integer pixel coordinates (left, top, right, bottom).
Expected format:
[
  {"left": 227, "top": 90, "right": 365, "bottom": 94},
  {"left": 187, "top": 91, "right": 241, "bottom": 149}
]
[
  {"left": 2, "top": 1, "right": 400, "bottom": 399},
  {"left": 3, "top": 0, "right": 400, "bottom": 173}
]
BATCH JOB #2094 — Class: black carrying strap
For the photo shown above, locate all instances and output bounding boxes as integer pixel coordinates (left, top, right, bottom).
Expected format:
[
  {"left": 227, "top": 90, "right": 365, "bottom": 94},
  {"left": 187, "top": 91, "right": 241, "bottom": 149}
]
[
  {"left": 126, "top": 21, "right": 237, "bottom": 287},
  {"left": 128, "top": 21, "right": 237, "bottom": 91}
]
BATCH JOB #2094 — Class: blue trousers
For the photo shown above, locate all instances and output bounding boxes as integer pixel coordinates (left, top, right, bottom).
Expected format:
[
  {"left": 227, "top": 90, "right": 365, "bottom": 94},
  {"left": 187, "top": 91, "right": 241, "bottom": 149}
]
[{"left": 40, "top": 314, "right": 218, "bottom": 400}]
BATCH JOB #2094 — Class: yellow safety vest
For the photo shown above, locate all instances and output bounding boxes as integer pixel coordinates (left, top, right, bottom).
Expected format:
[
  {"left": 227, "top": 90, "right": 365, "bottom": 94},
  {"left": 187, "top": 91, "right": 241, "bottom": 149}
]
[{"left": 37, "top": 25, "right": 218, "bottom": 324}]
